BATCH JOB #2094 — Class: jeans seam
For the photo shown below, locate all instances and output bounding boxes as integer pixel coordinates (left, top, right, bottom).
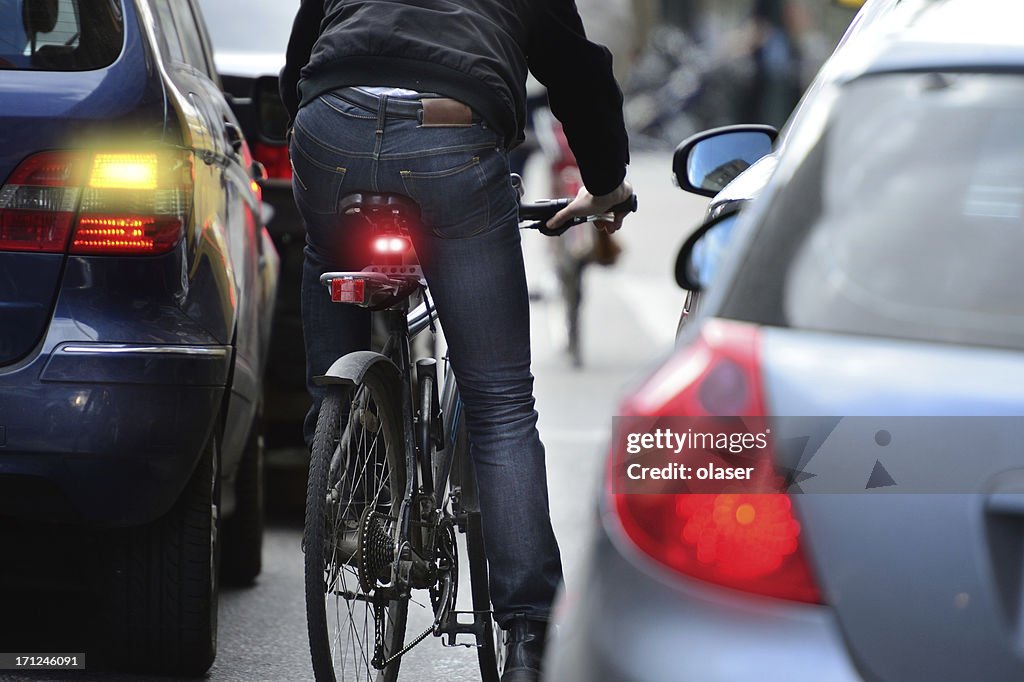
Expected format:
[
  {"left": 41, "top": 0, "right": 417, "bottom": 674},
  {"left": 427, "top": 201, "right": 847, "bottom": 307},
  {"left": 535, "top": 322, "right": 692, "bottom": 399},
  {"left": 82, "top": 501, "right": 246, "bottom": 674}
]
[
  {"left": 383, "top": 141, "right": 496, "bottom": 160},
  {"left": 289, "top": 157, "right": 308, "bottom": 191},
  {"left": 399, "top": 155, "right": 479, "bottom": 180},
  {"left": 371, "top": 95, "right": 389, "bottom": 191},
  {"left": 318, "top": 94, "right": 378, "bottom": 120}
]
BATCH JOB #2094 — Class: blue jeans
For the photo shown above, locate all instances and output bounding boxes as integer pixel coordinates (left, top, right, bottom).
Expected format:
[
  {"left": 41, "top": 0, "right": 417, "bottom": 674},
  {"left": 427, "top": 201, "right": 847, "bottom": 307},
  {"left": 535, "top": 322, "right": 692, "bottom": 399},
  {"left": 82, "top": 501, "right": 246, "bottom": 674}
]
[{"left": 291, "top": 88, "right": 563, "bottom": 625}]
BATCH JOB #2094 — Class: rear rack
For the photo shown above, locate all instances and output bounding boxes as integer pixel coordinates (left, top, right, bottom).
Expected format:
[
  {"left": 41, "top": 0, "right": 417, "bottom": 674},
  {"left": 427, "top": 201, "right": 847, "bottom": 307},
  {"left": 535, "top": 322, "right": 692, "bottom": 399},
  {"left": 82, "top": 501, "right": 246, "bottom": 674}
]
[{"left": 320, "top": 270, "right": 424, "bottom": 309}]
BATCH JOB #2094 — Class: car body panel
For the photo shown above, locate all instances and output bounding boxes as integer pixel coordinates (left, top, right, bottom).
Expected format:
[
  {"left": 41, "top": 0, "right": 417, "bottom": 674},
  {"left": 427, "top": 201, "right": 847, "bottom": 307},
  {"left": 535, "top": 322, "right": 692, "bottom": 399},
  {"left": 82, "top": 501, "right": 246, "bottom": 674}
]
[
  {"left": 196, "top": 0, "right": 310, "bottom": 448},
  {"left": 0, "top": 10, "right": 164, "bottom": 366},
  {"left": 759, "top": 328, "right": 1024, "bottom": 680},
  {"left": 0, "top": 0, "right": 278, "bottom": 526},
  {"left": 546, "top": 499, "right": 862, "bottom": 682}
]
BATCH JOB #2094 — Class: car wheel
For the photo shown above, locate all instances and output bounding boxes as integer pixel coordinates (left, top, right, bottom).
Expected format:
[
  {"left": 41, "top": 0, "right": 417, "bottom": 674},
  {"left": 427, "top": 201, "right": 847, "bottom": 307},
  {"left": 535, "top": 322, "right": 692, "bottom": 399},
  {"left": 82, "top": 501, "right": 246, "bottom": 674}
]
[
  {"left": 222, "top": 411, "right": 265, "bottom": 586},
  {"left": 101, "top": 434, "right": 221, "bottom": 675}
]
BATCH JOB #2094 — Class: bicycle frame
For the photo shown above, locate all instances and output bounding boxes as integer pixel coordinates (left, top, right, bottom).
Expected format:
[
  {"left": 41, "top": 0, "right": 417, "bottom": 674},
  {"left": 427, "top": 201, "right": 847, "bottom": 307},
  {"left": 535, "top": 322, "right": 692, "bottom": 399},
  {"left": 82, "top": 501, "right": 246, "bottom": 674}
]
[{"left": 308, "top": 186, "right": 635, "bottom": 680}]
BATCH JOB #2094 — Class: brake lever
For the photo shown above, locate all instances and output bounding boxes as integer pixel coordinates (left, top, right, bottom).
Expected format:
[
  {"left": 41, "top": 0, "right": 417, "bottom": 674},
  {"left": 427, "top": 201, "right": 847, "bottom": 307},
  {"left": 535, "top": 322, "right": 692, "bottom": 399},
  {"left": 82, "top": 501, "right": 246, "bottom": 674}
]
[
  {"left": 520, "top": 194, "right": 638, "bottom": 236},
  {"left": 521, "top": 215, "right": 588, "bottom": 236}
]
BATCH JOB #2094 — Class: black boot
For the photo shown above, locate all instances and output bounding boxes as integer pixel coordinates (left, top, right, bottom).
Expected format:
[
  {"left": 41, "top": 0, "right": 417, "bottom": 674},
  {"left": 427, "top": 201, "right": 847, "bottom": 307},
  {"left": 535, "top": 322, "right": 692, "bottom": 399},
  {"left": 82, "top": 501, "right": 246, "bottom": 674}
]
[{"left": 501, "top": 617, "right": 548, "bottom": 682}]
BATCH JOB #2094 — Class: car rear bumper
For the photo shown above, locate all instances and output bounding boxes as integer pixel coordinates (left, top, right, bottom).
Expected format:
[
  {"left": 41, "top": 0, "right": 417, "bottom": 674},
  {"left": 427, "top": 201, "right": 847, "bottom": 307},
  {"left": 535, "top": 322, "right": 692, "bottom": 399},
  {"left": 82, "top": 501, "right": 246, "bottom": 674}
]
[
  {"left": 545, "top": 505, "right": 863, "bottom": 682},
  {"left": 0, "top": 344, "right": 230, "bottom": 526}
]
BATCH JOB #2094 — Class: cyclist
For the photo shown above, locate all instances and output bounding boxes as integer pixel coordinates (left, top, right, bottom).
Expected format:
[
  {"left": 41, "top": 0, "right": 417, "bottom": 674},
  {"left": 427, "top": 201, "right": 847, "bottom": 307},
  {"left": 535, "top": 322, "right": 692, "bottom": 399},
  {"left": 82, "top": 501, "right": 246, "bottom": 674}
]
[{"left": 281, "top": 1, "right": 633, "bottom": 679}]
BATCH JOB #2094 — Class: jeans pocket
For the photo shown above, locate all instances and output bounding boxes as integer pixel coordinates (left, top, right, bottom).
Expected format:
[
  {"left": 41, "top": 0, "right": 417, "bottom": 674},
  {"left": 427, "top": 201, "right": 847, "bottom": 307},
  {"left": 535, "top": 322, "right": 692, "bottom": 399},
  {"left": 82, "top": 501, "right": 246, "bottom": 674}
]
[
  {"left": 290, "top": 135, "right": 347, "bottom": 215},
  {"left": 319, "top": 93, "right": 378, "bottom": 121},
  {"left": 400, "top": 152, "right": 499, "bottom": 239}
]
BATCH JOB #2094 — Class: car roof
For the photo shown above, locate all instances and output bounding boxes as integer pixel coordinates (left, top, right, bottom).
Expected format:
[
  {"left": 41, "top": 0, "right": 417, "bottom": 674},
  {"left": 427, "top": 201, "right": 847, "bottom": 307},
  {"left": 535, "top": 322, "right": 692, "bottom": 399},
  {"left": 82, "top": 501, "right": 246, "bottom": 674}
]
[{"left": 832, "top": 0, "right": 1024, "bottom": 82}]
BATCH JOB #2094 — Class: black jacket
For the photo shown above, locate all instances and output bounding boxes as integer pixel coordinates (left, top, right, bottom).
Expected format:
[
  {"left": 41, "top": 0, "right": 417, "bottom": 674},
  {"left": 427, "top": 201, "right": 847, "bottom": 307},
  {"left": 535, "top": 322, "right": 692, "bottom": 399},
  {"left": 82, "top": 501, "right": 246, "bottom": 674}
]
[{"left": 281, "top": 0, "right": 629, "bottom": 195}]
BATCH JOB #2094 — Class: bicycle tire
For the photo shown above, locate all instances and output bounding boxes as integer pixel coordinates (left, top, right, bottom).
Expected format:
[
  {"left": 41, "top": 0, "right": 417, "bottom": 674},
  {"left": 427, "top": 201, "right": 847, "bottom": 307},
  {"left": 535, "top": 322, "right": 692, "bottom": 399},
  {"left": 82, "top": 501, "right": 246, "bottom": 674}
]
[
  {"left": 450, "top": 411, "right": 501, "bottom": 682},
  {"left": 305, "top": 373, "right": 408, "bottom": 682}
]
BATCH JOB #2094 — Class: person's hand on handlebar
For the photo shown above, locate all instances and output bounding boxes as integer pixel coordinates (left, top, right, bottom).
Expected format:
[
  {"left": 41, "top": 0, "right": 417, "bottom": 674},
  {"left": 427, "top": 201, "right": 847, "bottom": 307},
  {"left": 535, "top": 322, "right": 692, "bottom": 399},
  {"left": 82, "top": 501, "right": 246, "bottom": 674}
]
[{"left": 547, "top": 180, "right": 634, "bottom": 234}]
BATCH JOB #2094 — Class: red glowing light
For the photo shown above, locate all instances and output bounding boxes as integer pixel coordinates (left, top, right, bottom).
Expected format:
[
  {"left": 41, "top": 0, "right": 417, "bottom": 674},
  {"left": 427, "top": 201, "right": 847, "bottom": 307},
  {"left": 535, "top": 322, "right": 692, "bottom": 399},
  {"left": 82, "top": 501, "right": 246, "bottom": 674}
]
[{"left": 373, "top": 236, "right": 410, "bottom": 254}]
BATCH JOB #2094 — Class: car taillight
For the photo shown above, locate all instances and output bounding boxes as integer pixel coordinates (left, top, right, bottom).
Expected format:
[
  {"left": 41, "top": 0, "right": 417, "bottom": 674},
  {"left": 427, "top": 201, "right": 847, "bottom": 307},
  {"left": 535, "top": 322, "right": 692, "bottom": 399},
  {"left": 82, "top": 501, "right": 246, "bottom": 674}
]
[
  {"left": 0, "top": 152, "right": 84, "bottom": 252},
  {"left": 0, "top": 150, "right": 193, "bottom": 256},
  {"left": 252, "top": 142, "right": 291, "bottom": 181},
  {"left": 612, "top": 319, "right": 822, "bottom": 604},
  {"left": 73, "top": 152, "right": 193, "bottom": 255}
]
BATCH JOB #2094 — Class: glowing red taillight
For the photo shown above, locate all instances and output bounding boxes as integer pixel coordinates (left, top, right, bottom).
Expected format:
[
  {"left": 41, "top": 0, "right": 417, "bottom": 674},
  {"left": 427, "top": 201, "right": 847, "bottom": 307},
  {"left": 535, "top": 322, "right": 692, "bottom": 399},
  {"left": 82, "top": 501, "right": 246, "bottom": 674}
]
[
  {"left": 71, "top": 215, "right": 182, "bottom": 255},
  {"left": 0, "top": 150, "right": 193, "bottom": 256},
  {"left": 252, "top": 142, "right": 291, "bottom": 181},
  {"left": 373, "top": 236, "right": 410, "bottom": 254},
  {"left": 0, "top": 152, "right": 83, "bottom": 252},
  {"left": 612, "top": 320, "right": 822, "bottom": 604}
]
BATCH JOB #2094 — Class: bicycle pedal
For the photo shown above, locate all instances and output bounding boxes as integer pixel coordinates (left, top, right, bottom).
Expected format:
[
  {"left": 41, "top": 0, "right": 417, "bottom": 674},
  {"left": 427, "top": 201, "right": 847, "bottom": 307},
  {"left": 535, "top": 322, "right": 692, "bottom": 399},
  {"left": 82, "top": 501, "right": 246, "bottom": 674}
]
[{"left": 437, "top": 610, "right": 493, "bottom": 648}]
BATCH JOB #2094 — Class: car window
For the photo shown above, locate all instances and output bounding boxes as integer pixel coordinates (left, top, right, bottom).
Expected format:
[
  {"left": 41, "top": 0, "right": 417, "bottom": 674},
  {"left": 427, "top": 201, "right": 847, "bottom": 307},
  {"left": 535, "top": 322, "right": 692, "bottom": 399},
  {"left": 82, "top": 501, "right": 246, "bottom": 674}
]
[
  {"left": 196, "top": 0, "right": 298, "bottom": 52},
  {"left": 150, "top": 0, "right": 185, "bottom": 63},
  {"left": 720, "top": 73, "right": 1024, "bottom": 351},
  {"left": 0, "top": 0, "right": 123, "bottom": 71},
  {"left": 169, "top": 1, "right": 210, "bottom": 75}
]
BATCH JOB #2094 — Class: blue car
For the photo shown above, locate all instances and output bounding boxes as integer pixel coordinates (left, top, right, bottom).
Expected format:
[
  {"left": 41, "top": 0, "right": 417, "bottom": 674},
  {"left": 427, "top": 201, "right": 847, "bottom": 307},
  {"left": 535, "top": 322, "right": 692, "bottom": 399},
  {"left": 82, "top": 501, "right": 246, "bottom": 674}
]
[{"left": 0, "top": 0, "right": 278, "bottom": 674}]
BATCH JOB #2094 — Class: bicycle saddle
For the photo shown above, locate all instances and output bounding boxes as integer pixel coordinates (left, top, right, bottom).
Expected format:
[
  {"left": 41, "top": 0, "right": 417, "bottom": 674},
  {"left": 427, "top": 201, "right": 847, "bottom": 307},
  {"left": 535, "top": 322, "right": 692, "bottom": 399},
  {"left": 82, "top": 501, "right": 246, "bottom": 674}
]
[{"left": 340, "top": 193, "right": 421, "bottom": 224}]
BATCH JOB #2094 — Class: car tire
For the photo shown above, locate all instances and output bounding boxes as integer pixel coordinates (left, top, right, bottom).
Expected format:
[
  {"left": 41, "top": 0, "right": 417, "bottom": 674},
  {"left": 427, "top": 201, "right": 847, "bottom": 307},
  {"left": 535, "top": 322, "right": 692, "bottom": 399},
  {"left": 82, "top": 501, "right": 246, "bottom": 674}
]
[
  {"left": 221, "top": 413, "right": 264, "bottom": 586},
  {"left": 101, "top": 434, "right": 220, "bottom": 675}
]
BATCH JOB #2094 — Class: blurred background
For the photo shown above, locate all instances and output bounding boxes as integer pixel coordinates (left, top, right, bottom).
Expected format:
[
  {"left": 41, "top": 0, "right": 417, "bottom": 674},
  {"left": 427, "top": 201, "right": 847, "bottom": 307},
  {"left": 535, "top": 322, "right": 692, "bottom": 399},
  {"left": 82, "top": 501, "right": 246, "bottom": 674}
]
[{"left": 616, "top": 0, "right": 855, "bottom": 146}]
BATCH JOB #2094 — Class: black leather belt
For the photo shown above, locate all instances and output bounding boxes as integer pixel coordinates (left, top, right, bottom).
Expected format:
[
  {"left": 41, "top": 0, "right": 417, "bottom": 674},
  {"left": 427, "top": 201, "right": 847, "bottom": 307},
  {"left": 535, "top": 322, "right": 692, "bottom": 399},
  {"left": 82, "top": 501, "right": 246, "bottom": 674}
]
[{"left": 331, "top": 87, "right": 477, "bottom": 126}]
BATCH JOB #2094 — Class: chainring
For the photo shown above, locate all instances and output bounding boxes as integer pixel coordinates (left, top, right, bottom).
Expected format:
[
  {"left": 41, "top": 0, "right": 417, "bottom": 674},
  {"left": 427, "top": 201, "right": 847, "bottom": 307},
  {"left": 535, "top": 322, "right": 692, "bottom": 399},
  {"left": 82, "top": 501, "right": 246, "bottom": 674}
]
[{"left": 429, "top": 518, "right": 459, "bottom": 622}]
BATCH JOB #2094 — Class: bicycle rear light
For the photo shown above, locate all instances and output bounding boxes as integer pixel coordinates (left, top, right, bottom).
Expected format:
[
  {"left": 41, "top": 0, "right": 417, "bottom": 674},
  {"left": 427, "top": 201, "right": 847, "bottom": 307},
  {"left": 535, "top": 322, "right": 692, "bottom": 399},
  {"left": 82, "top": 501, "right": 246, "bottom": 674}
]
[
  {"left": 373, "top": 236, "right": 411, "bottom": 254},
  {"left": 611, "top": 320, "right": 822, "bottom": 604}
]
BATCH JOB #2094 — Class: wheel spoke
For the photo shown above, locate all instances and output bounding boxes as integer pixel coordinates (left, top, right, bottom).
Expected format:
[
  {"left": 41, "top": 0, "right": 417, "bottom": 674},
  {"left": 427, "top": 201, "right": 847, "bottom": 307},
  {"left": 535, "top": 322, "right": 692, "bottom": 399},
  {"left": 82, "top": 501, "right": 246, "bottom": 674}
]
[{"left": 306, "top": 381, "right": 408, "bottom": 681}]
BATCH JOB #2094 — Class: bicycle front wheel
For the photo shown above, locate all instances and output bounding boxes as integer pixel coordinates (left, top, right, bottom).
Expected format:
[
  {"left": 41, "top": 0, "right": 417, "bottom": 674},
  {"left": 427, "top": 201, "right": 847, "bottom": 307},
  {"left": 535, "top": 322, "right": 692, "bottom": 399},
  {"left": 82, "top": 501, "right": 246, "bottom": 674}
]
[{"left": 304, "top": 371, "right": 408, "bottom": 682}]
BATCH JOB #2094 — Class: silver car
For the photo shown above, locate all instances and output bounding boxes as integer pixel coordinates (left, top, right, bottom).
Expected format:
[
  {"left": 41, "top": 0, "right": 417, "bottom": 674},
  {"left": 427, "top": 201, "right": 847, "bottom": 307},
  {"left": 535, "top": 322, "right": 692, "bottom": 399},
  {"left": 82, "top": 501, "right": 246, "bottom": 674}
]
[{"left": 545, "top": 0, "right": 1024, "bottom": 679}]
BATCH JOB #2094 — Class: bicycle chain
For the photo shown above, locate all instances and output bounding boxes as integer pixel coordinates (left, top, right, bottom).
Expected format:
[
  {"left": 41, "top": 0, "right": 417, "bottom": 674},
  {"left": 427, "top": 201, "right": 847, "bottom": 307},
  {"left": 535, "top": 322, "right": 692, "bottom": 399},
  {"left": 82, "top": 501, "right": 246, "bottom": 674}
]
[
  {"left": 371, "top": 518, "right": 459, "bottom": 671},
  {"left": 375, "top": 620, "right": 436, "bottom": 671}
]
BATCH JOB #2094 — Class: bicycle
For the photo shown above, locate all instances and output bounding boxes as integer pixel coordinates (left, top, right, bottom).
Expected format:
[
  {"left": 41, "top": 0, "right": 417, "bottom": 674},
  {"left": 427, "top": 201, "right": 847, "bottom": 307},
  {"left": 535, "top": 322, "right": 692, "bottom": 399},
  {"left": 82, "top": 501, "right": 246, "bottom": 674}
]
[{"left": 302, "top": 184, "right": 637, "bottom": 681}]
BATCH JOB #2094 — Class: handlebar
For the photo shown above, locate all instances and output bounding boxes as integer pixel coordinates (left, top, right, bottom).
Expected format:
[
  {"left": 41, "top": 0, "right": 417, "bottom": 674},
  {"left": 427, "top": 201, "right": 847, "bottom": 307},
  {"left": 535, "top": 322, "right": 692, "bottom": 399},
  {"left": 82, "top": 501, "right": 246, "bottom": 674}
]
[{"left": 519, "top": 194, "right": 638, "bottom": 237}]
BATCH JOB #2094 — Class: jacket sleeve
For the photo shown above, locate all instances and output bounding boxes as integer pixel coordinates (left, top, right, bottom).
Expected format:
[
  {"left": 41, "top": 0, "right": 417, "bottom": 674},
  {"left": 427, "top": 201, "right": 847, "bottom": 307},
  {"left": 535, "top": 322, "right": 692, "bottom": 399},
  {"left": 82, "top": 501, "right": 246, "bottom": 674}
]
[
  {"left": 280, "top": 0, "right": 325, "bottom": 126},
  {"left": 527, "top": 0, "right": 630, "bottom": 196}
]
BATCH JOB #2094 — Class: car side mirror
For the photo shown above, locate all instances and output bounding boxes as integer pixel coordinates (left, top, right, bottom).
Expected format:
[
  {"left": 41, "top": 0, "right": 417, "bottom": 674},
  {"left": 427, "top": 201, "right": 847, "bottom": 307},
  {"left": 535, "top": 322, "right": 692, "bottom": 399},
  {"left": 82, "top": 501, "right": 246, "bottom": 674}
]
[
  {"left": 252, "top": 75, "right": 289, "bottom": 144},
  {"left": 674, "top": 210, "right": 742, "bottom": 292},
  {"left": 673, "top": 125, "right": 778, "bottom": 198}
]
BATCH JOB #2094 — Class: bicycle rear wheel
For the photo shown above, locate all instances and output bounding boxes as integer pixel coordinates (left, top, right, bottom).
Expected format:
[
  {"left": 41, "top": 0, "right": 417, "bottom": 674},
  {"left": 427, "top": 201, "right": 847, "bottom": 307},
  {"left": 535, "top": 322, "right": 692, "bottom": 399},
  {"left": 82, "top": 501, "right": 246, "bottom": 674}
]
[{"left": 305, "top": 371, "right": 408, "bottom": 682}]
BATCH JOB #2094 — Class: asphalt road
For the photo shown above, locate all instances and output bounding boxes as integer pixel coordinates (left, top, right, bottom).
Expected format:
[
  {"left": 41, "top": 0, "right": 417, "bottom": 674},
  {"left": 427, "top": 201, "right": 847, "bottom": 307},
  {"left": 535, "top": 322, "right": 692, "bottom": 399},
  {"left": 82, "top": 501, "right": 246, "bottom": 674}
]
[{"left": 0, "top": 151, "right": 708, "bottom": 682}]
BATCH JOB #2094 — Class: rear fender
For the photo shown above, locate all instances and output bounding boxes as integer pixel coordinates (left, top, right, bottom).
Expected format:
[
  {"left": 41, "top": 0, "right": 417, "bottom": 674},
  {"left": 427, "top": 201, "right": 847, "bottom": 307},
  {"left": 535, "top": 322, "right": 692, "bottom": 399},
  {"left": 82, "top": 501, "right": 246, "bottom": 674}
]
[{"left": 314, "top": 351, "right": 401, "bottom": 390}]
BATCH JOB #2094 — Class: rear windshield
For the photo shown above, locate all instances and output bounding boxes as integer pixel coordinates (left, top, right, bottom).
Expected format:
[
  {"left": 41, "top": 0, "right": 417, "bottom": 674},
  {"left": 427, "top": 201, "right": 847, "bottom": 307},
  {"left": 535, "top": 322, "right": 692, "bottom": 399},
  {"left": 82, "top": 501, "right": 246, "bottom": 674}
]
[
  {"left": 0, "top": 0, "right": 124, "bottom": 71},
  {"left": 720, "top": 73, "right": 1024, "bottom": 351},
  {"left": 196, "top": 0, "right": 297, "bottom": 53}
]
